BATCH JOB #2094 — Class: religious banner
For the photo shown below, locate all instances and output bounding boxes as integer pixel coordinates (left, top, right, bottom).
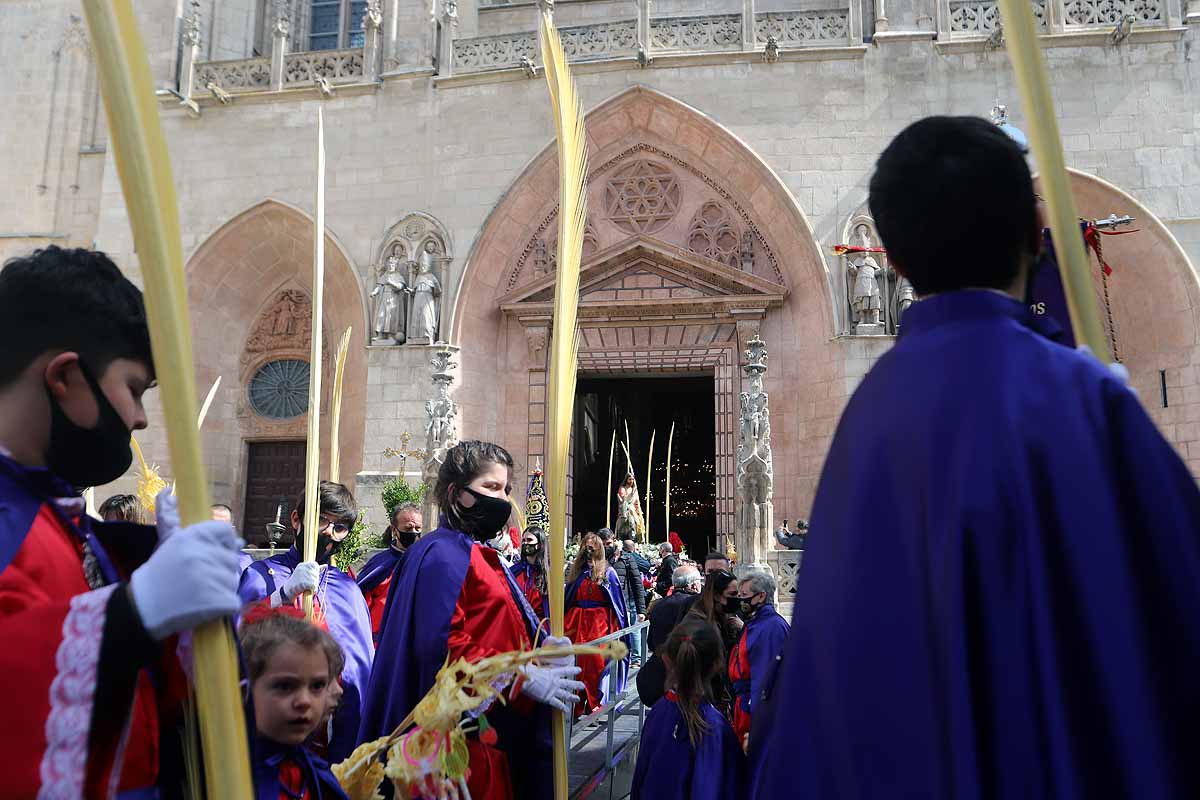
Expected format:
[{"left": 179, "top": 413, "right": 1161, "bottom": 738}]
[{"left": 526, "top": 466, "right": 550, "bottom": 531}]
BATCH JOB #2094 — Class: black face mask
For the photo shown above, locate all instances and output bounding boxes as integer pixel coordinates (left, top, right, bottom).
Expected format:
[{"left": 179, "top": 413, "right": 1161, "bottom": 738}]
[
  {"left": 723, "top": 596, "right": 741, "bottom": 615},
  {"left": 605, "top": 544, "right": 618, "bottom": 560},
  {"left": 738, "top": 595, "right": 763, "bottom": 620},
  {"left": 455, "top": 487, "right": 512, "bottom": 541},
  {"left": 521, "top": 543, "right": 541, "bottom": 558},
  {"left": 296, "top": 525, "right": 342, "bottom": 565},
  {"left": 397, "top": 531, "right": 419, "bottom": 548},
  {"left": 45, "top": 362, "right": 133, "bottom": 488}
]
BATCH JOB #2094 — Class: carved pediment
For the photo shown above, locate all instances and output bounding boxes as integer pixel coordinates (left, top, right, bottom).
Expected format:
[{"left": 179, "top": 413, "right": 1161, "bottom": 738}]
[{"left": 499, "top": 238, "right": 787, "bottom": 320}]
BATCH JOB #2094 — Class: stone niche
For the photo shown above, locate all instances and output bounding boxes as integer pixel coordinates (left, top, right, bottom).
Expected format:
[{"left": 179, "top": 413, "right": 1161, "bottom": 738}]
[{"left": 368, "top": 212, "right": 453, "bottom": 347}]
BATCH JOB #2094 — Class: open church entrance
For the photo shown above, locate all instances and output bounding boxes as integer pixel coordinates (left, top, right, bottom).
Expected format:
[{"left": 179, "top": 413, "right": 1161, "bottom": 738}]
[{"left": 572, "top": 375, "right": 716, "bottom": 558}]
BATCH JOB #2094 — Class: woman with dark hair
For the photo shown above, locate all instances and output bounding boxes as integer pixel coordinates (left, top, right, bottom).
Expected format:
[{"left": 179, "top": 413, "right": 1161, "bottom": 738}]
[
  {"left": 512, "top": 526, "right": 550, "bottom": 626},
  {"left": 631, "top": 619, "right": 744, "bottom": 799},
  {"left": 358, "top": 440, "right": 583, "bottom": 800},
  {"left": 564, "top": 531, "right": 629, "bottom": 715},
  {"left": 686, "top": 569, "right": 742, "bottom": 717}
]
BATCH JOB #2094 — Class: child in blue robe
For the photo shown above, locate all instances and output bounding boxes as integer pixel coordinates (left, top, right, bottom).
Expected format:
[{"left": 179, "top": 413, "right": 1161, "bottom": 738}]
[
  {"left": 632, "top": 619, "right": 743, "bottom": 800},
  {"left": 240, "top": 604, "right": 350, "bottom": 800}
]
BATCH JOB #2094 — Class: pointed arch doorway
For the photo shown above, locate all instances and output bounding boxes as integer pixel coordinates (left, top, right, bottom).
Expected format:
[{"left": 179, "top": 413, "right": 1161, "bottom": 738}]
[{"left": 452, "top": 86, "right": 833, "bottom": 557}]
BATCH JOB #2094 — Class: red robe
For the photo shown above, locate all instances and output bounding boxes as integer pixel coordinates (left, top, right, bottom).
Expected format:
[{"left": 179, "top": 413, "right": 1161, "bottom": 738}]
[
  {"left": 564, "top": 578, "right": 619, "bottom": 715},
  {"left": 0, "top": 453, "right": 182, "bottom": 797}
]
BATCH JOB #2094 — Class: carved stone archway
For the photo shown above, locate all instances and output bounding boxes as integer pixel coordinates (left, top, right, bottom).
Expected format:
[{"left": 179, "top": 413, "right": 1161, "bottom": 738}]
[
  {"left": 449, "top": 86, "right": 837, "bottom": 553},
  {"left": 182, "top": 199, "right": 369, "bottom": 528}
]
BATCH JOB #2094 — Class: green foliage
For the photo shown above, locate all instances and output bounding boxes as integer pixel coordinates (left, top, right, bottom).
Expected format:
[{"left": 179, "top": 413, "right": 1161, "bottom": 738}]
[
  {"left": 381, "top": 477, "right": 428, "bottom": 519},
  {"left": 333, "top": 513, "right": 372, "bottom": 571}
]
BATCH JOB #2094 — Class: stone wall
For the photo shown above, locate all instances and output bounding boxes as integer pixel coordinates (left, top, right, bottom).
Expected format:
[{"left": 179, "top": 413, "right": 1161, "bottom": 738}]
[{"left": 8, "top": 2, "right": 1193, "bottom": 523}]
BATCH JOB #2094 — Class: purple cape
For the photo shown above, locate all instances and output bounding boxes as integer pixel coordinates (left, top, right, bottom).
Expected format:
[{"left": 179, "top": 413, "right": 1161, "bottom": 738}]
[
  {"left": 355, "top": 545, "right": 404, "bottom": 593},
  {"left": 238, "top": 546, "right": 374, "bottom": 763},
  {"left": 729, "top": 603, "right": 788, "bottom": 719},
  {"left": 754, "top": 290, "right": 1200, "bottom": 799},
  {"left": 564, "top": 565, "right": 630, "bottom": 702},
  {"left": 631, "top": 697, "right": 744, "bottom": 800},
  {"left": 358, "top": 526, "right": 555, "bottom": 799}
]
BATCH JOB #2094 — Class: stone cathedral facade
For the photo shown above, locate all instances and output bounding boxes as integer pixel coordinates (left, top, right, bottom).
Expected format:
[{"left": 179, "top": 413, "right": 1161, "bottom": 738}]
[{"left": 2, "top": 0, "right": 1198, "bottom": 566}]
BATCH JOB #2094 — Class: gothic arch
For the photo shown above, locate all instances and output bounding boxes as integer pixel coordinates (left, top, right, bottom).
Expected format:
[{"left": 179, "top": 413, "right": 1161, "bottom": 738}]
[
  {"left": 184, "top": 198, "right": 369, "bottom": 521},
  {"left": 448, "top": 86, "right": 837, "bottom": 520}
]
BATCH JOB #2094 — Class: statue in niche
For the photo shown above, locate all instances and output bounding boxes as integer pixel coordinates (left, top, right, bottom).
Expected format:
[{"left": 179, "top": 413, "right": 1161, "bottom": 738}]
[
  {"left": 369, "top": 247, "right": 411, "bottom": 345},
  {"left": 848, "top": 225, "right": 884, "bottom": 332},
  {"left": 409, "top": 239, "right": 443, "bottom": 343},
  {"left": 895, "top": 275, "right": 917, "bottom": 323}
]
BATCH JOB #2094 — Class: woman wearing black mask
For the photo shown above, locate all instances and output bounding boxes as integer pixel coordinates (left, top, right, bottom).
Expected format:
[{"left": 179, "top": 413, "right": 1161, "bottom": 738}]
[
  {"left": 685, "top": 569, "right": 742, "bottom": 717},
  {"left": 359, "top": 441, "right": 583, "bottom": 800},
  {"left": 511, "top": 526, "right": 550, "bottom": 626},
  {"left": 356, "top": 502, "right": 423, "bottom": 645}
]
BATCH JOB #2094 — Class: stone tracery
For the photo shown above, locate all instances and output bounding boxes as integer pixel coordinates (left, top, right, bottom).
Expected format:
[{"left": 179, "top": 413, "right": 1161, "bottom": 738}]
[
  {"left": 604, "top": 158, "right": 681, "bottom": 235},
  {"left": 687, "top": 201, "right": 742, "bottom": 268}
]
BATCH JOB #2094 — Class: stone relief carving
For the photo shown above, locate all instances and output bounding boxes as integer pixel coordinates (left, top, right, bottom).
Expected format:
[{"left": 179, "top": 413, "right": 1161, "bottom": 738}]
[
  {"left": 506, "top": 144, "right": 785, "bottom": 290},
  {"left": 540, "top": 219, "right": 599, "bottom": 276},
  {"left": 736, "top": 334, "right": 773, "bottom": 564},
  {"left": 243, "top": 289, "right": 312, "bottom": 363},
  {"left": 687, "top": 201, "right": 741, "bottom": 268},
  {"left": 372, "top": 213, "right": 453, "bottom": 347},
  {"left": 525, "top": 325, "right": 549, "bottom": 365},
  {"left": 604, "top": 158, "right": 681, "bottom": 235},
  {"left": 423, "top": 344, "right": 460, "bottom": 522}
]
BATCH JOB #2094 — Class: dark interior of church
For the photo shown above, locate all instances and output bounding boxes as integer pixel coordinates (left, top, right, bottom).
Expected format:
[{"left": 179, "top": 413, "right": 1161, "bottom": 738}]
[{"left": 573, "top": 375, "right": 716, "bottom": 558}]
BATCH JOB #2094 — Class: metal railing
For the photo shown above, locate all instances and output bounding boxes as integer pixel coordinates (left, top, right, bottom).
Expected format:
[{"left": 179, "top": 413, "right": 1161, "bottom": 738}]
[{"left": 567, "top": 619, "right": 650, "bottom": 799}]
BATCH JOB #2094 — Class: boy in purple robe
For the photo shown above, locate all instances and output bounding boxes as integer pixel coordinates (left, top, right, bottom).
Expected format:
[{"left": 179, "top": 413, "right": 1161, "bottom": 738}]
[
  {"left": 238, "top": 480, "right": 374, "bottom": 763},
  {"left": 753, "top": 116, "right": 1200, "bottom": 798}
]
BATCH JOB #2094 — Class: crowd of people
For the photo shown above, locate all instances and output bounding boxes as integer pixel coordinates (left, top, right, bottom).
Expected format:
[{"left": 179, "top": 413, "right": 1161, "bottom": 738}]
[{"left": 4, "top": 114, "right": 1200, "bottom": 799}]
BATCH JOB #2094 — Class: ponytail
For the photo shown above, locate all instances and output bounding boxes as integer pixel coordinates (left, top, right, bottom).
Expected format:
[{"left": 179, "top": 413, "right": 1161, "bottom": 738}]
[{"left": 663, "top": 619, "right": 724, "bottom": 748}]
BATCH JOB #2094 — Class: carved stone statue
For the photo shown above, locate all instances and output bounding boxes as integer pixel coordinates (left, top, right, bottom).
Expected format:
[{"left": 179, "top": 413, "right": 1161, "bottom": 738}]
[
  {"left": 369, "top": 250, "right": 410, "bottom": 345},
  {"left": 895, "top": 275, "right": 916, "bottom": 322},
  {"left": 736, "top": 335, "right": 774, "bottom": 563},
  {"left": 849, "top": 226, "right": 884, "bottom": 333},
  {"left": 423, "top": 344, "right": 459, "bottom": 525},
  {"left": 410, "top": 240, "right": 443, "bottom": 343}
]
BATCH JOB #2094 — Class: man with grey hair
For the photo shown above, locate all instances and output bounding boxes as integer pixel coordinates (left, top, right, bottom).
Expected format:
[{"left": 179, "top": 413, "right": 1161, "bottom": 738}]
[
  {"left": 729, "top": 567, "right": 789, "bottom": 748},
  {"left": 653, "top": 541, "right": 680, "bottom": 598},
  {"left": 637, "top": 563, "right": 704, "bottom": 706}
]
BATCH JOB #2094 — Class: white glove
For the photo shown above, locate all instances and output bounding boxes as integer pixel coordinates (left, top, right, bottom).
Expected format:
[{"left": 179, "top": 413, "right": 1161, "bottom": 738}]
[
  {"left": 519, "top": 663, "right": 584, "bottom": 714},
  {"left": 538, "top": 635, "right": 576, "bottom": 668},
  {"left": 153, "top": 488, "right": 181, "bottom": 547},
  {"left": 1077, "top": 344, "right": 1133, "bottom": 390},
  {"left": 130, "top": 512, "right": 243, "bottom": 640},
  {"left": 271, "top": 561, "right": 321, "bottom": 607}
]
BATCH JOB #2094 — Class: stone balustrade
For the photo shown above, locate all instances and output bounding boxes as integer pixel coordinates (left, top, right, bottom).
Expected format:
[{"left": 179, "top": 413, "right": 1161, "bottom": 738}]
[
  {"left": 453, "top": 19, "right": 641, "bottom": 72},
  {"left": 282, "top": 48, "right": 368, "bottom": 86},
  {"left": 763, "top": 547, "right": 802, "bottom": 619},
  {"left": 941, "top": 0, "right": 1175, "bottom": 39}
]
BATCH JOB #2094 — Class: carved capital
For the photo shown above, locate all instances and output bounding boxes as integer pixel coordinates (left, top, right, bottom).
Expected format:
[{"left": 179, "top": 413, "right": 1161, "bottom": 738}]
[{"left": 525, "top": 324, "right": 549, "bottom": 368}]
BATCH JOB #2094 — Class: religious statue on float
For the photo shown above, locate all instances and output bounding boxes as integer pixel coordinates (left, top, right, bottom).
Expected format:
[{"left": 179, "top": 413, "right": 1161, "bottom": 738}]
[
  {"left": 369, "top": 247, "right": 411, "bottom": 345},
  {"left": 848, "top": 225, "right": 884, "bottom": 334},
  {"left": 410, "top": 239, "right": 443, "bottom": 343},
  {"left": 615, "top": 472, "right": 646, "bottom": 541}
]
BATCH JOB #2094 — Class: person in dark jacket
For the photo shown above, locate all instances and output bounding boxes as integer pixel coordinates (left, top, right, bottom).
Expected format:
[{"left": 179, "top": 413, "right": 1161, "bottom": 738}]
[
  {"left": 654, "top": 541, "right": 680, "bottom": 598},
  {"left": 637, "top": 564, "right": 703, "bottom": 706},
  {"left": 602, "top": 528, "right": 646, "bottom": 663}
]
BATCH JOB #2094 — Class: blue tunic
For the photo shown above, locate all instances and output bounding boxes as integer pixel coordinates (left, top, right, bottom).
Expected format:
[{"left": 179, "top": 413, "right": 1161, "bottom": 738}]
[
  {"left": 753, "top": 290, "right": 1200, "bottom": 799},
  {"left": 239, "top": 547, "right": 374, "bottom": 763},
  {"left": 250, "top": 736, "right": 349, "bottom": 800},
  {"left": 631, "top": 696, "right": 744, "bottom": 800}
]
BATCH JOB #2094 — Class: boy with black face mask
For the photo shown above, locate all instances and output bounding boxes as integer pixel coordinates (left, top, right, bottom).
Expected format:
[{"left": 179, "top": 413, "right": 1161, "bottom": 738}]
[
  {"left": 238, "top": 480, "right": 373, "bottom": 763},
  {"left": 0, "top": 247, "right": 244, "bottom": 796},
  {"left": 357, "top": 502, "right": 423, "bottom": 645}
]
